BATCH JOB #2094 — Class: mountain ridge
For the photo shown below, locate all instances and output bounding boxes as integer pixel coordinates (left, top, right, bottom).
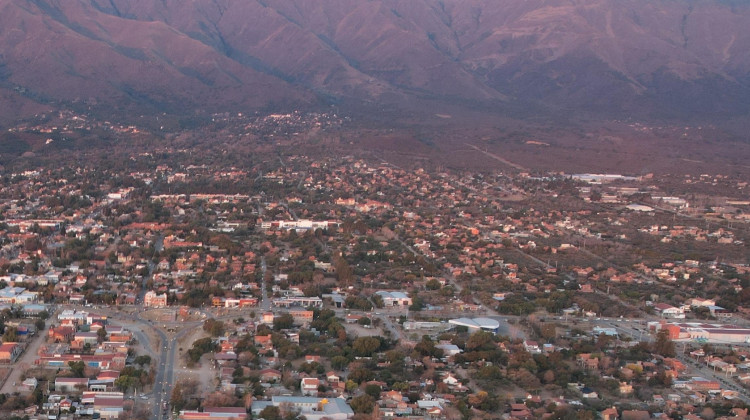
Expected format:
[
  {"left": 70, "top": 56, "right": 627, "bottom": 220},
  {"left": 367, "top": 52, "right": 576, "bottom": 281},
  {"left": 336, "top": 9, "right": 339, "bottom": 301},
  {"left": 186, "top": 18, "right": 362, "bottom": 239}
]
[{"left": 1, "top": 0, "right": 749, "bottom": 123}]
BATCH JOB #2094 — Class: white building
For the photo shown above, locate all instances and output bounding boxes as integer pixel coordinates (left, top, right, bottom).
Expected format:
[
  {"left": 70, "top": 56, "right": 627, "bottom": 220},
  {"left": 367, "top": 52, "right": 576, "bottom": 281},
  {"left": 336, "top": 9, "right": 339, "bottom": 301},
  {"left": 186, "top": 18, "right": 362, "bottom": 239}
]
[
  {"left": 375, "top": 291, "right": 412, "bottom": 307},
  {"left": 144, "top": 291, "right": 167, "bottom": 307},
  {"left": 448, "top": 317, "right": 500, "bottom": 334},
  {"left": 252, "top": 396, "right": 354, "bottom": 420},
  {"left": 654, "top": 303, "right": 685, "bottom": 319}
]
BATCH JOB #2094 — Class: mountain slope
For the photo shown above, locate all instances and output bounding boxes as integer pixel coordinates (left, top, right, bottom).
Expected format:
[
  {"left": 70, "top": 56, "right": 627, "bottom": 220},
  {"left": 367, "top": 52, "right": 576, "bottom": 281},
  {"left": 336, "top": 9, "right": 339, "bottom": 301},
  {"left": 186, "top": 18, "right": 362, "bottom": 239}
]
[
  {"left": 0, "top": 0, "right": 313, "bottom": 115},
  {"left": 1, "top": 0, "right": 750, "bottom": 121}
]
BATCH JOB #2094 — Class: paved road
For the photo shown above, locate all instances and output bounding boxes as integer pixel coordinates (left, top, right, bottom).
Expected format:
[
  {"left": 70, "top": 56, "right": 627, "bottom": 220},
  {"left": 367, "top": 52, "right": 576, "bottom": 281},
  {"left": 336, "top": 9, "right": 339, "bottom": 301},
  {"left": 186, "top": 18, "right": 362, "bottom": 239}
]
[
  {"left": 0, "top": 307, "right": 57, "bottom": 394},
  {"left": 150, "top": 325, "right": 169, "bottom": 420},
  {"left": 376, "top": 312, "right": 402, "bottom": 341},
  {"left": 260, "top": 256, "right": 271, "bottom": 312},
  {"left": 678, "top": 352, "right": 750, "bottom": 404},
  {"left": 150, "top": 318, "right": 202, "bottom": 420}
]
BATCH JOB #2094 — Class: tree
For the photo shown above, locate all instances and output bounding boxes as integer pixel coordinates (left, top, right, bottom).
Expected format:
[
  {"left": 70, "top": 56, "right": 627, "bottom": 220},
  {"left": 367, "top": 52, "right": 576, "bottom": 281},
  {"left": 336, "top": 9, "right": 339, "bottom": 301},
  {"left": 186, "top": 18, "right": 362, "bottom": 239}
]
[
  {"left": 188, "top": 337, "right": 219, "bottom": 363},
  {"left": 345, "top": 296, "right": 373, "bottom": 311},
  {"left": 68, "top": 360, "right": 85, "bottom": 378},
  {"left": 425, "top": 278, "right": 441, "bottom": 290},
  {"left": 134, "top": 355, "right": 152, "bottom": 366},
  {"left": 2, "top": 326, "right": 17, "bottom": 342},
  {"left": 97, "top": 326, "right": 108, "bottom": 343},
  {"left": 348, "top": 367, "right": 375, "bottom": 384},
  {"left": 653, "top": 330, "right": 676, "bottom": 358},
  {"left": 345, "top": 379, "right": 358, "bottom": 393},
  {"left": 700, "top": 407, "right": 716, "bottom": 420},
  {"left": 357, "top": 317, "right": 371, "bottom": 326},
  {"left": 352, "top": 336, "right": 381, "bottom": 357},
  {"left": 414, "top": 336, "right": 442, "bottom": 358},
  {"left": 203, "top": 318, "right": 226, "bottom": 337},
  {"left": 465, "top": 331, "right": 496, "bottom": 352},
  {"left": 364, "top": 384, "right": 382, "bottom": 399},
  {"left": 334, "top": 256, "right": 354, "bottom": 286},
  {"left": 350, "top": 394, "right": 375, "bottom": 414},
  {"left": 115, "top": 375, "right": 137, "bottom": 392},
  {"left": 409, "top": 294, "right": 424, "bottom": 311},
  {"left": 202, "top": 391, "right": 239, "bottom": 408},
  {"left": 273, "top": 313, "right": 294, "bottom": 331},
  {"left": 259, "top": 405, "right": 281, "bottom": 420},
  {"left": 331, "top": 356, "right": 349, "bottom": 371}
]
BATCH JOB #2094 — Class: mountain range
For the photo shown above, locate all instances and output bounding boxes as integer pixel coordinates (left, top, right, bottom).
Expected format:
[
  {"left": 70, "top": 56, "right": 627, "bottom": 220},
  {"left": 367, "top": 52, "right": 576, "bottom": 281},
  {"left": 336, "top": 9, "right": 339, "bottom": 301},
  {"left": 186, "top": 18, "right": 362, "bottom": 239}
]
[{"left": 1, "top": 0, "right": 750, "bottom": 123}]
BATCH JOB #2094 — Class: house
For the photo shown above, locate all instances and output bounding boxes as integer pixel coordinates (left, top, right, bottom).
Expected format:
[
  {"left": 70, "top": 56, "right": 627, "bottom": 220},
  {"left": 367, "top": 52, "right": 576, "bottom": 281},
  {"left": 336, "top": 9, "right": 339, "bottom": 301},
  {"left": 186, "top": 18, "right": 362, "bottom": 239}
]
[
  {"left": 305, "top": 355, "right": 321, "bottom": 363},
  {"left": 144, "top": 291, "right": 167, "bottom": 307},
  {"left": 261, "top": 312, "right": 275, "bottom": 324},
  {"left": 707, "top": 305, "right": 732, "bottom": 318},
  {"left": 654, "top": 303, "right": 685, "bottom": 319},
  {"left": 72, "top": 332, "right": 98, "bottom": 349},
  {"left": 601, "top": 406, "right": 619, "bottom": 420},
  {"left": 0, "top": 342, "right": 23, "bottom": 363},
  {"left": 60, "top": 398, "right": 73, "bottom": 412},
  {"left": 442, "top": 374, "right": 460, "bottom": 386},
  {"left": 621, "top": 410, "right": 650, "bottom": 420},
  {"left": 21, "top": 377, "right": 38, "bottom": 391},
  {"left": 523, "top": 340, "right": 541, "bottom": 354},
  {"left": 577, "top": 354, "right": 599, "bottom": 370},
  {"left": 689, "top": 298, "right": 716, "bottom": 308},
  {"left": 301, "top": 377, "right": 320, "bottom": 396},
  {"left": 259, "top": 369, "right": 282, "bottom": 383},
  {"left": 618, "top": 382, "right": 633, "bottom": 395},
  {"left": 426, "top": 406, "right": 443, "bottom": 417},
  {"left": 436, "top": 343, "right": 462, "bottom": 357},
  {"left": 581, "top": 387, "right": 598, "bottom": 399},
  {"left": 509, "top": 403, "right": 532, "bottom": 419},
  {"left": 214, "top": 352, "right": 238, "bottom": 366},
  {"left": 731, "top": 408, "right": 748, "bottom": 418},
  {"left": 254, "top": 334, "right": 272, "bottom": 348},
  {"left": 326, "top": 372, "right": 340, "bottom": 383}
]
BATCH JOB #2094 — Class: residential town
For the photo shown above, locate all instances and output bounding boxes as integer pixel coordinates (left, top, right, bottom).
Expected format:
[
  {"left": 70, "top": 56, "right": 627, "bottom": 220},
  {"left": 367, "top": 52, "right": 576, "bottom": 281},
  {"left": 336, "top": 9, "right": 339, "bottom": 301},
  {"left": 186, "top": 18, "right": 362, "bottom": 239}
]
[{"left": 0, "top": 137, "right": 749, "bottom": 420}]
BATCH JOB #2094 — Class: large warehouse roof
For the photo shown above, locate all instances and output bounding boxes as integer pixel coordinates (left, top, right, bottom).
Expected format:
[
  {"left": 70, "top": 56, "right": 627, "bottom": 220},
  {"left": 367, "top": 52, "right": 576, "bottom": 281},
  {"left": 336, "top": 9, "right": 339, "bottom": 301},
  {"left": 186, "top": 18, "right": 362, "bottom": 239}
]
[{"left": 449, "top": 317, "right": 500, "bottom": 331}]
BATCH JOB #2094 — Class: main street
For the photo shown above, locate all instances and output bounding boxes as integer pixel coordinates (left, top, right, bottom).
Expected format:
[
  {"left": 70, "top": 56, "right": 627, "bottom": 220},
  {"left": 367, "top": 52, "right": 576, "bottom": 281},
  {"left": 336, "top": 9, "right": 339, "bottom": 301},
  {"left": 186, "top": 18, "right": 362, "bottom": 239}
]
[
  {"left": 74, "top": 302, "right": 204, "bottom": 420},
  {"left": 144, "top": 313, "right": 203, "bottom": 420},
  {"left": 149, "top": 323, "right": 169, "bottom": 420}
]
